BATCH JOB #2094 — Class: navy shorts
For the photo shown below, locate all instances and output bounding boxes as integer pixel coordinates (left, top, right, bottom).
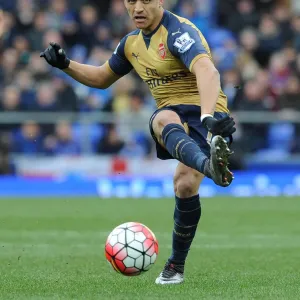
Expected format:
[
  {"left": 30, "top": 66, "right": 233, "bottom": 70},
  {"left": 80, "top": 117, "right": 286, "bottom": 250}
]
[{"left": 149, "top": 104, "right": 231, "bottom": 160}]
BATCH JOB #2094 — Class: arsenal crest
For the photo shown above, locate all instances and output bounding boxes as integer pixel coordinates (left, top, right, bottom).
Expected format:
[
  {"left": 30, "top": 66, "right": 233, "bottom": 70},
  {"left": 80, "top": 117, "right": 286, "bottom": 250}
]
[{"left": 158, "top": 43, "right": 166, "bottom": 59}]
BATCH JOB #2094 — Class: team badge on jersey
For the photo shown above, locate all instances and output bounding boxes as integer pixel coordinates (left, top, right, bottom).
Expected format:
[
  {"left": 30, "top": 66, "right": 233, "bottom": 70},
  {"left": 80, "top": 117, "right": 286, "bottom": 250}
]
[
  {"left": 173, "top": 32, "right": 195, "bottom": 53},
  {"left": 158, "top": 43, "right": 166, "bottom": 59}
]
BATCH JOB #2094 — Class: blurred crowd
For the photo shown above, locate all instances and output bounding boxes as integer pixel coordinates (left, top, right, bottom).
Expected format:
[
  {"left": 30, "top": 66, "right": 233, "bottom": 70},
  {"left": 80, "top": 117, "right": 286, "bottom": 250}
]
[{"left": 0, "top": 0, "right": 299, "bottom": 167}]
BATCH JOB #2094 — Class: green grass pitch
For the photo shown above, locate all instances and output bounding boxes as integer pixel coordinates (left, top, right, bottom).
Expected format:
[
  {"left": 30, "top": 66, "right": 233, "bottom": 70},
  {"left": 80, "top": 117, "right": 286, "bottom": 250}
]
[{"left": 0, "top": 197, "right": 300, "bottom": 299}]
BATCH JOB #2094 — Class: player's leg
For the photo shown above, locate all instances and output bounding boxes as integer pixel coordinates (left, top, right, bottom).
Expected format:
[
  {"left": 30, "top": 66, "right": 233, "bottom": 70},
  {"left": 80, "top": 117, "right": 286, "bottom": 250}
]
[
  {"left": 151, "top": 109, "right": 233, "bottom": 187},
  {"left": 155, "top": 163, "right": 204, "bottom": 285},
  {"left": 151, "top": 109, "right": 211, "bottom": 176}
]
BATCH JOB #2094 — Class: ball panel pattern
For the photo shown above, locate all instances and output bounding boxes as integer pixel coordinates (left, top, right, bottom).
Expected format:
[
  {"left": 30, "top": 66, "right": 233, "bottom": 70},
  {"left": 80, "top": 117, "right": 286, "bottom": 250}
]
[
  {"left": 134, "top": 254, "right": 144, "bottom": 269},
  {"left": 105, "top": 222, "right": 159, "bottom": 276},
  {"left": 123, "top": 256, "right": 135, "bottom": 268},
  {"left": 109, "top": 234, "right": 118, "bottom": 246},
  {"left": 129, "top": 224, "right": 144, "bottom": 232},
  {"left": 134, "top": 231, "right": 146, "bottom": 243},
  {"left": 127, "top": 247, "right": 142, "bottom": 258},
  {"left": 124, "top": 222, "right": 138, "bottom": 228},
  {"left": 105, "top": 251, "right": 112, "bottom": 262},
  {"left": 150, "top": 252, "right": 157, "bottom": 264},
  {"left": 146, "top": 243, "right": 155, "bottom": 256},
  {"left": 105, "top": 243, "right": 113, "bottom": 255},
  {"left": 115, "top": 247, "right": 127, "bottom": 261},
  {"left": 143, "top": 254, "right": 151, "bottom": 270},
  {"left": 112, "top": 243, "right": 125, "bottom": 256},
  {"left": 143, "top": 238, "right": 154, "bottom": 252},
  {"left": 117, "top": 230, "right": 126, "bottom": 245},
  {"left": 154, "top": 240, "right": 159, "bottom": 253},
  {"left": 128, "top": 240, "right": 143, "bottom": 252},
  {"left": 114, "top": 259, "right": 126, "bottom": 273},
  {"left": 111, "top": 227, "right": 125, "bottom": 235},
  {"left": 124, "top": 267, "right": 141, "bottom": 276},
  {"left": 125, "top": 229, "right": 135, "bottom": 244},
  {"left": 142, "top": 226, "right": 155, "bottom": 239}
]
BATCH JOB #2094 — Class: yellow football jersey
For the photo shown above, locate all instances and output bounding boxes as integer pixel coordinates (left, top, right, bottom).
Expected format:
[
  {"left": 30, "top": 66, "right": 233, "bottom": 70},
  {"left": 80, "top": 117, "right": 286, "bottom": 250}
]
[{"left": 106, "top": 10, "right": 228, "bottom": 113}]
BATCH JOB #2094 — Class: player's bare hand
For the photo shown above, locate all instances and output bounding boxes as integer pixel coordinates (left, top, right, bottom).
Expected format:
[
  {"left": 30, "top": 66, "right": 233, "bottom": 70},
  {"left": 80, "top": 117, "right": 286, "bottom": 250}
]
[
  {"left": 202, "top": 115, "right": 236, "bottom": 137},
  {"left": 40, "top": 42, "right": 70, "bottom": 70}
]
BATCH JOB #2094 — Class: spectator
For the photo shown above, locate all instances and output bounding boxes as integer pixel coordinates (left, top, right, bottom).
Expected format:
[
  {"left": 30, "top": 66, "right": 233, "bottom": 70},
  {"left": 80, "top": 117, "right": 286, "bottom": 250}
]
[
  {"left": 1, "top": 48, "right": 19, "bottom": 85},
  {"left": 12, "top": 121, "right": 44, "bottom": 154},
  {"left": 97, "top": 124, "right": 125, "bottom": 155},
  {"left": 47, "top": 0, "right": 70, "bottom": 31},
  {"left": 26, "top": 11, "right": 48, "bottom": 52},
  {"left": 14, "top": 70, "right": 36, "bottom": 108},
  {"left": 236, "top": 79, "right": 270, "bottom": 152},
  {"left": 237, "top": 26, "right": 265, "bottom": 73},
  {"left": 278, "top": 76, "right": 300, "bottom": 111},
  {"left": 273, "top": 5, "right": 293, "bottom": 44},
  {"left": 222, "top": 69, "right": 241, "bottom": 109},
  {"left": 292, "top": 15, "right": 300, "bottom": 53},
  {"left": 44, "top": 121, "right": 80, "bottom": 155},
  {"left": 42, "top": 29, "right": 63, "bottom": 50},
  {"left": 111, "top": 76, "right": 135, "bottom": 114},
  {"left": 118, "top": 91, "right": 153, "bottom": 155},
  {"left": 27, "top": 51, "right": 51, "bottom": 82},
  {"left": 53, "top": 75, "right": 78, "bottom": 111},
  {"left": 213, "top": 36, "right": 239, "bottom": 72},
  {"left": 95, "top": 22, "right": 113, "bottom": 50},
  {"left": 227, "top": 0, "right": 260, "bottom": 34},
  {"left": 13, "top": 35, "right": 30, "bottom": 65},
  {"left": 1, "top": 10, "right": 16, "bottom": 47},
  {"left": 178, "top": 0, "right": 209, "bottom": 34},
  {"left": 0, "top": 86, "right": 24, "bottom": 112},
  {"left": 61, "top": 13, "right": 79, "bottom": 49},
  {"left": 283, "top": 46, "right": 297, "bottom": 70},
  {"left": 257, "top": 15, "right": 283, "bottom": 67},
  {"left": 30, "top": 83, "right": 59, "bottom": 135},
  {"left": 108, "top": 0, "right": 128, "bottom": 37},
  {"left": 0, "top": 0, "right": 298, "bottom": 158},
  {"left": 30, "top": 83, "right": 59, "bottom": 112},
  {"left": 269, "top": 51, "right": 290, "bottom": 100},
  {"left": 15, "top": 0, "right": 35, "bottom": 33},
  {"left": 78, "top": 4, "right": 98, "bottom": 52},
  {"left": 0, "top": 86, "right": 24, "bottom": 133},
  {"left": 118, "top": 91, "right": 151, "bottom": 138}
]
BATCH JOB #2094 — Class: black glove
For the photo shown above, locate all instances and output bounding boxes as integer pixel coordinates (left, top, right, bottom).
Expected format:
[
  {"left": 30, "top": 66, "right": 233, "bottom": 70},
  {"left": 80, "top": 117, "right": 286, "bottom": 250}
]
[
  {"left": 40, "top": 42, "right": 70, "bottom": 70},
  {"left": 202, "top": 115, "right": 236, "bottom": 137}
]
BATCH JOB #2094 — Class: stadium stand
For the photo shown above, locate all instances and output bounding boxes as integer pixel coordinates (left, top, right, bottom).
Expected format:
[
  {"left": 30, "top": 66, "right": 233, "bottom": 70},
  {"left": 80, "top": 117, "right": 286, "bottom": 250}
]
[{"left": 0, "top": 0, "right": 299, "bottom": 172}]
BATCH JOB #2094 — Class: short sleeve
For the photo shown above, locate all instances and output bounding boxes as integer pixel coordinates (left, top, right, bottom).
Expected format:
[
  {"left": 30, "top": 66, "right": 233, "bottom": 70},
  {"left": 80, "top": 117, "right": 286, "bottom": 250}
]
[
  {"left": 167, "top": 23, "right": 209, "bottom": 71},
  {"left": 108, "top": 36, "right": 133, "bottom": 76}
]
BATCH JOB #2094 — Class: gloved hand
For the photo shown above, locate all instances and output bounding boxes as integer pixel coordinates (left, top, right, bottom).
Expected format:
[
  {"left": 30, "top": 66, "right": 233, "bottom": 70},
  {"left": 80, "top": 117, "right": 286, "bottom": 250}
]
[
  {"left": 40, "top": 42, "right": 70, "bottom": 70},
  {"left": 202, "top": 115, "right": 236, "bottom": 137}
]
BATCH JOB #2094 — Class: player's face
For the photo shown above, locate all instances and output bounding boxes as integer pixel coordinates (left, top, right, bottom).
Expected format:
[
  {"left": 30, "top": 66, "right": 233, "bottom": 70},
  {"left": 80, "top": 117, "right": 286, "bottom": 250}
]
[{"left": 124, "top": 0, "right": 164, "bottom": 33}]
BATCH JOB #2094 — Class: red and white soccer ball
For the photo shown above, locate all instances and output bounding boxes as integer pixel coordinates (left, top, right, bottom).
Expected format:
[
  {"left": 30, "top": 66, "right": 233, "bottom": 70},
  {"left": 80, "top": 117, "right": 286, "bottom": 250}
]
[{"left": 105, "top": 222, "right": 159, "bottom": 276}]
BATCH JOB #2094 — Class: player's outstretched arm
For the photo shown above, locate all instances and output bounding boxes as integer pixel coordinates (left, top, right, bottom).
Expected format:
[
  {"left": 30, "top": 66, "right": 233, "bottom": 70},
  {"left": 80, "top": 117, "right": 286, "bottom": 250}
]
[
  {"left": 64, "top": 60, "right": 119, "bottom": 89},
  {"left": 40, "top": 42, "right": 120, "bottom": 89},
  {"left": 192, "top": 57, "right": 236, "bottom": 137},
  {"left": 192, "top": 57, "right": 220, "bottom": 116}
]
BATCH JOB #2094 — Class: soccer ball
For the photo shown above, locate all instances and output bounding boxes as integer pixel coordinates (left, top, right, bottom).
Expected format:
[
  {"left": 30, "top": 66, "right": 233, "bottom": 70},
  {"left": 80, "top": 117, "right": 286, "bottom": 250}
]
[{"left": 105, "top": 222, "right": 159, "bottom": 276}]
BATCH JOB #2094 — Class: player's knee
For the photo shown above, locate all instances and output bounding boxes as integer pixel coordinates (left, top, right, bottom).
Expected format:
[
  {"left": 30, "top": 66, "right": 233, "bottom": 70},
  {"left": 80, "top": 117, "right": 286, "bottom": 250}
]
[
  {"left": 175, "top": 180, "right": 195, "bottom": 198},
  {"left": 152, "top": 110, "right": 181, "bottom": 141},
  {"left": 174, "top": 172, "right": 201, "bottom": 198}
]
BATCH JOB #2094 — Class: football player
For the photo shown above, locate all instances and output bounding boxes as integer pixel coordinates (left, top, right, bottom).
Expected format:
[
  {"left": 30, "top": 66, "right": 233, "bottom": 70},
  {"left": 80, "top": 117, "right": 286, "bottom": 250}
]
[{"left": 40, "top": 0, "right": 236, "bottom": 285}]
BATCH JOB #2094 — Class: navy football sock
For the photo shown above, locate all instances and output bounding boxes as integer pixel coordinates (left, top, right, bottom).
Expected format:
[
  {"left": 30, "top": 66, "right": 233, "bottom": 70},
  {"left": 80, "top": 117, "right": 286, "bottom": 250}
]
[
  {"left": 169, "top": 195, "right": 201, "bottom": 264},
  {"left": 162, "top": 123, "right": 210, "bottom": 176}
]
